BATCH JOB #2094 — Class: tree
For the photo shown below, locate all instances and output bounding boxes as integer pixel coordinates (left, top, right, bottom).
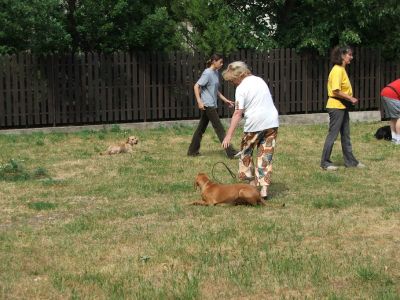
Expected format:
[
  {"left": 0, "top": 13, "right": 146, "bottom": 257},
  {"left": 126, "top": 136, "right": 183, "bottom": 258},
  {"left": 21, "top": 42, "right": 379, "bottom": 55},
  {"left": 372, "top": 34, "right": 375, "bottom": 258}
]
[
  {"left": 0, "top": 0, "right": 399, "bottom": 58},
  {"left": 0, "top": 0, "right": 71, "bottom": 54},
  {"left": 66, "top": 0, "right": 183, "bottom": 52},
  {"left": 227, "top": 0, "right": 400, "bottom": 59},
  {"left": 170, "top": 0, "right": 277, "bottom": 54}
]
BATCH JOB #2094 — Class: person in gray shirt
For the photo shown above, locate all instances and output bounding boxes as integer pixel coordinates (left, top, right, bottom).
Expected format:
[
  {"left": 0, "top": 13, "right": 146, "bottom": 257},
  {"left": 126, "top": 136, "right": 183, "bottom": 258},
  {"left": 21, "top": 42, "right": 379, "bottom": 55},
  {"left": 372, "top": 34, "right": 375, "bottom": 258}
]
[{"left": 188, "top": 54, "right": 238, "bottom": 158}]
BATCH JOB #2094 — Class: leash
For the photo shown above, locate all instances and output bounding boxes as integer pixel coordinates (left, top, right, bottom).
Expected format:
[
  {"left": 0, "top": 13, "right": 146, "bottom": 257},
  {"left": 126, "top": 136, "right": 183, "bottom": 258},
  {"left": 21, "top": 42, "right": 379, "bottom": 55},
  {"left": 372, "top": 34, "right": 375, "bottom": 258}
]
[{"left": 211, "top": 161, "right": 237, "bottom": 184}]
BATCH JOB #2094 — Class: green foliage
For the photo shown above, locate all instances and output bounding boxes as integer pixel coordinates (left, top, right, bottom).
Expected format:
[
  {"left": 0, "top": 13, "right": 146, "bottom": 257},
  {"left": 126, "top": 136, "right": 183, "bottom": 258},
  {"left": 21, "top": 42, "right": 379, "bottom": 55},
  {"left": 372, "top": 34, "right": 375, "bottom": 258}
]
[
  {"left": 72, "top": 0, "right": 182, "bottom": 52},
  {"left": 0, "top": 159, "right": 51, "bottom": 181},
  {"left": 33, "top": 167, "right": 50, "bottom": 179},
  {"left": 28, "top": 201, "right": 57, "bottom": 210},
  {"left": 227, "top": 0, "right": 400, "bottom": 58},
  {"left": 0, "top": 0, "right": 399, "bottom": 58},
  {"left": 0, "top": 0, "right": 71, "bottom": 54},
  {"left": 0, "top": 159, "right": 30, "bottom": 181},
  {"left": 170, "top": 0, "right": 237, "bottom": 54}
]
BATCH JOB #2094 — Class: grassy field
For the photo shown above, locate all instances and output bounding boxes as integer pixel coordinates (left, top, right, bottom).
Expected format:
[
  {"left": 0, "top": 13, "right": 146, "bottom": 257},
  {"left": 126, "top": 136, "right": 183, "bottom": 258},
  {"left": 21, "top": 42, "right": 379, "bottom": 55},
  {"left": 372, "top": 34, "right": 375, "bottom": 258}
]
[{"left": 0, "top": 121, "right": 399, "bottom": 299}]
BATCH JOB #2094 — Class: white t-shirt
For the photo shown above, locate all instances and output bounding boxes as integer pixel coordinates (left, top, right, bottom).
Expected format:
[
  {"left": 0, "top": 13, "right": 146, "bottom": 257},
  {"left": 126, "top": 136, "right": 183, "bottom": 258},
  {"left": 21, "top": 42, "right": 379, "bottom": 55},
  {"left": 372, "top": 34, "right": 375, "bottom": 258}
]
[{"left": 235, "top": 75, "right": 279, "bottom": 132}]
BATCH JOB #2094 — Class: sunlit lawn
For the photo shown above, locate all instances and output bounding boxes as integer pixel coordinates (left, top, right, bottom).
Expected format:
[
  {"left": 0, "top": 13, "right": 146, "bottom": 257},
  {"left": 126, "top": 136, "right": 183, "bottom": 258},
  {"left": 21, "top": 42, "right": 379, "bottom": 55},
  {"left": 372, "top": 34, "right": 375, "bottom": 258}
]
[{"left": 0, "top": 121, "right": 399, "bottom": 299}]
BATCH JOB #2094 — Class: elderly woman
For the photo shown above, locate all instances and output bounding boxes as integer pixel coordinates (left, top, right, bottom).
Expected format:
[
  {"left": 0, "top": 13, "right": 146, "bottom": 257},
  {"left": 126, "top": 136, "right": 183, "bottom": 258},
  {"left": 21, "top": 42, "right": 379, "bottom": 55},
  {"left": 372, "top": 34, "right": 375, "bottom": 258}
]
[
  {"left": 320, "top": 45, "right": 365, "bottom": 171},
  {"left": 222, "top": 61, "right": 279, "bottom": 199}
]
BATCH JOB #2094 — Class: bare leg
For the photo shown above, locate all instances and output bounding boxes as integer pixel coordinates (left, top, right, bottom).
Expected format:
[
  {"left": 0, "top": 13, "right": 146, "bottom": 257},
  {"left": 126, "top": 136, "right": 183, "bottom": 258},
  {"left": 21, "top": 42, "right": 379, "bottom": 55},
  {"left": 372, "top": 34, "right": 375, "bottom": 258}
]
[{"left": 394, "top": 119, "right": 400, "bottom": 135}]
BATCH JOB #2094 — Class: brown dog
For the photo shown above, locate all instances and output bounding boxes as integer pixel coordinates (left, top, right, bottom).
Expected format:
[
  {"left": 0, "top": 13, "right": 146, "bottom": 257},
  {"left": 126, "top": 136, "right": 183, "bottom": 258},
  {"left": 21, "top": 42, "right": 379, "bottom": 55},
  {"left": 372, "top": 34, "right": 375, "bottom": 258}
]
[
  {"left": 100, "top": 136, "right": 138, "bottom": 155},
  {"left": 192, "top": 173, "right": 266, "bottom": 206}
]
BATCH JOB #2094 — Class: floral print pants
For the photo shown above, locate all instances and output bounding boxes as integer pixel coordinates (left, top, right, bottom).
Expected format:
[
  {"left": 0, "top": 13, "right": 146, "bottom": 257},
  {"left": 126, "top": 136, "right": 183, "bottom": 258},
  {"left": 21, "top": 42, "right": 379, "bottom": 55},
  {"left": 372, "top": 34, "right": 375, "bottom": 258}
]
[{"left": 238, "top": 128, "right": 278, "bottom": 192}]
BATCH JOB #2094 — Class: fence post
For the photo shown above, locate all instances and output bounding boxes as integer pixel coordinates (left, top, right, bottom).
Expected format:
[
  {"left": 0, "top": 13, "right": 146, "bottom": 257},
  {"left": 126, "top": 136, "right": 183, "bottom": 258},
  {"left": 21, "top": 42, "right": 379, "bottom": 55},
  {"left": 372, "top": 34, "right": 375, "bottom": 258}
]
[
  {"left": 303, "top": 54, "right": 308, "bottom": 114},
  {"left": 377, "top": 49, "right": 382, "bottom": 120}
]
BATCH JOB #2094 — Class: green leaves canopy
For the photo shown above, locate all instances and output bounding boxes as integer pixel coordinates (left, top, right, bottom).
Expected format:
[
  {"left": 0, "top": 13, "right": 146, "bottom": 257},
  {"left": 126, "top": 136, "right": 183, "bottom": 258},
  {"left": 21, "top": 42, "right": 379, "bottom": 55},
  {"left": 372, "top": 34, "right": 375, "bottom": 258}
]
[{"left": 0, "top": 0, "right": 398, "bottom": 59}]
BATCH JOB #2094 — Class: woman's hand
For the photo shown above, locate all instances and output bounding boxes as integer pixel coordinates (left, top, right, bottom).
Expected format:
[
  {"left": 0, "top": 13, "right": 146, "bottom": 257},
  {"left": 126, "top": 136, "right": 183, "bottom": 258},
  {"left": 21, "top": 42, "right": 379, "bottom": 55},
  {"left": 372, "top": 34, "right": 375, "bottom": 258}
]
[
  {"left": 225, "top": 99, "right": 235, "bottom": 108},
  {"left": 197, "top": 101, "right": 206, "bottom": 110},
  {"left": 349, "top": 96, "right": 358, "bottom": 104},
  {"left": 222, "top": 134, "right": 232, "bottom": 149}
]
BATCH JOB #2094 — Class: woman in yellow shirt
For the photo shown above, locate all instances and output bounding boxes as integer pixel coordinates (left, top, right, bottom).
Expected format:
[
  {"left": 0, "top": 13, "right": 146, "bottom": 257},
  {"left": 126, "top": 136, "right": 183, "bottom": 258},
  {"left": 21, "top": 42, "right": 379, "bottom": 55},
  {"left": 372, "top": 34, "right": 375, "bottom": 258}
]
[{"left": 320, "top": 45, "right": 365, "bottom": 171}]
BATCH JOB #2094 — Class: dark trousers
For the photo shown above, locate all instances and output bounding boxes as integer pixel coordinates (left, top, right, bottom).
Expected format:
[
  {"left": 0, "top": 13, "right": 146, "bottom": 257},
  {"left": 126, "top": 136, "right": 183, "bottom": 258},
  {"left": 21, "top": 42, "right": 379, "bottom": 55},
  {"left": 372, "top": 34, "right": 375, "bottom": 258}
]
[
  {"left": 320, "top": 109, "right": 359, "bottom": 168},
  {"left": 188, "top": 107, "right": 236, "bottom": 157}
]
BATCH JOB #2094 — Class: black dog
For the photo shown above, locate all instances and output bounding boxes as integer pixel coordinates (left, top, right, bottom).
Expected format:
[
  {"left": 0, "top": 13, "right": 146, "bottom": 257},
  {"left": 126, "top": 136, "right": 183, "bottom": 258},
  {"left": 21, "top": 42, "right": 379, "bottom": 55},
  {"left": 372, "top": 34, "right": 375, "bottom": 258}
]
[{"left": 374, "top": 125, "right": 392, "bottom": 140}]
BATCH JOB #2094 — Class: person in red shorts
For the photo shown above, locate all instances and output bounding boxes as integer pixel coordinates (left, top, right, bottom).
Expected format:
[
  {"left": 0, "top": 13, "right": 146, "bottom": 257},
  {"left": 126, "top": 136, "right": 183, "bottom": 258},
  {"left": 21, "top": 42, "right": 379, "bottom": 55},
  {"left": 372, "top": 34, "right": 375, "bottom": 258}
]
[{"left": 381, "top": 78, "right": 400, "bottom": 145}]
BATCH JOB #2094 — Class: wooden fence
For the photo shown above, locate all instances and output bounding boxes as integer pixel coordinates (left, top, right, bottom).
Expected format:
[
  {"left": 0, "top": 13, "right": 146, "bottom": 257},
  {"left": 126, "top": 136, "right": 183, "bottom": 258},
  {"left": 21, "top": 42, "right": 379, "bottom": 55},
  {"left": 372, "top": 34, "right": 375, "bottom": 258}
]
[{"left": 0, "top": 49, "right": 399, "bottom": 128}]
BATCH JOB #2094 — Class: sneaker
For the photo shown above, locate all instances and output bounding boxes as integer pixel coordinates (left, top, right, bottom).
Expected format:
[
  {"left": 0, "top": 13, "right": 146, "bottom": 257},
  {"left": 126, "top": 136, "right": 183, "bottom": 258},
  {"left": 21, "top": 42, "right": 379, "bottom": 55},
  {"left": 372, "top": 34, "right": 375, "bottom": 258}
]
[
  {"left": 227, "top": 150, "right": 240, "bottom": 159},
  {"left": 392, "top": 139, "right": 400, "bottom": 145},
  {"left": 321, "top": 165, "right": 338, "bottom": 171},
  {"left": 234, "top": 150, "right": 243, "bottom": 157},
  {"left": 356, "top": 162, "right": 366, "bottom": 168}
]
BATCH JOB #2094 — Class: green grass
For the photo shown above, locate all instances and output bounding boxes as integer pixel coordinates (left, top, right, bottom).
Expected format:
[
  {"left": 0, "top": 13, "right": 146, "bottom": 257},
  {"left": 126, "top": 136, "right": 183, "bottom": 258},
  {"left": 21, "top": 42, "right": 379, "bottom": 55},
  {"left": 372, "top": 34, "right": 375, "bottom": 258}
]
[{"left": 0, "top": 121, "right": 399, "bottom": 299}]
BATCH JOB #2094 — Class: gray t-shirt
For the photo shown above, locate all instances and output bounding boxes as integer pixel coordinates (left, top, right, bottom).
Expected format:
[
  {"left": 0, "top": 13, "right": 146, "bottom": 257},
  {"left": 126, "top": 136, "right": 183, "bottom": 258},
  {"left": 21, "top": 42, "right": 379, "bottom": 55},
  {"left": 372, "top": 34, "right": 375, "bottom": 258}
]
[{"left": 196, "top": 68, "right": 220, "bottom": 107}]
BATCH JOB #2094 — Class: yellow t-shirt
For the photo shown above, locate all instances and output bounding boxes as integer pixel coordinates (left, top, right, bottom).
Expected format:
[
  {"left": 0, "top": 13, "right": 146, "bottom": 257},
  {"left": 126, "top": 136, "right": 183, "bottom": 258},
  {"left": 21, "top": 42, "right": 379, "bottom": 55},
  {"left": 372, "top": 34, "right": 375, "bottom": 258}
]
[{"left": 326, "top": 65, "right": 353, "bottom": 109}]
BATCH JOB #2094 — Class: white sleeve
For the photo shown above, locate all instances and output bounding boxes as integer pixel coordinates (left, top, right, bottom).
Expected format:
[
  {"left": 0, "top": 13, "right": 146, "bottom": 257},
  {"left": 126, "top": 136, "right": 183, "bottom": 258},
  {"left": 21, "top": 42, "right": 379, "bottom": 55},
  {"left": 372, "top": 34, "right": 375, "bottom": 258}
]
[{"left": 235, "top": 86, "right": 246, "bottom": 110}]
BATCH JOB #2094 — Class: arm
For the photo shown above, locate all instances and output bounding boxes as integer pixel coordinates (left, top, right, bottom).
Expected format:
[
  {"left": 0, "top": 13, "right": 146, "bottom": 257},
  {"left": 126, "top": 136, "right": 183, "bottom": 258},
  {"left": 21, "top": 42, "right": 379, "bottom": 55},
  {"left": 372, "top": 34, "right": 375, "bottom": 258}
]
[
  {"left": 218, "top": 91, "right": 234, "bottom": 108},
  {"left": 333, "top": 89, "right": 358, "bottom": 104},
  {"left": 194, "top": 83, "right": 205, "bottom": 110},
  {"left": 222, "top": 109, "right": 243, "bottom": 149}
]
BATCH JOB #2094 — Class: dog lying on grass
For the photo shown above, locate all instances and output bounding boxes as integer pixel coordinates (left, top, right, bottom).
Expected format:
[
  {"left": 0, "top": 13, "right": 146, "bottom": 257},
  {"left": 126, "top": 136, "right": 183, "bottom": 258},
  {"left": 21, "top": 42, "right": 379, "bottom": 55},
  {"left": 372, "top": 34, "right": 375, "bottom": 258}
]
[
  {"left": 100, "top": 136, "right": 138, "bottom": 155},
  {"left": 374, "top": 125, "right": 392, "bottom": 141},
  {"left": 192, "top": 173, "right": 266, "bottom": 206}
]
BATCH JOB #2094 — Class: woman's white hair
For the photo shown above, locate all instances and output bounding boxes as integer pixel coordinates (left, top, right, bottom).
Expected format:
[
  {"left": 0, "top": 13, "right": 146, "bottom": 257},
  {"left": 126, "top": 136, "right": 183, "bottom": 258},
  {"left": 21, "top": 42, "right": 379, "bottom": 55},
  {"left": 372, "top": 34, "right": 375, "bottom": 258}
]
[{"left": 222, "top": 61, "right": 251, "bottom": 82}]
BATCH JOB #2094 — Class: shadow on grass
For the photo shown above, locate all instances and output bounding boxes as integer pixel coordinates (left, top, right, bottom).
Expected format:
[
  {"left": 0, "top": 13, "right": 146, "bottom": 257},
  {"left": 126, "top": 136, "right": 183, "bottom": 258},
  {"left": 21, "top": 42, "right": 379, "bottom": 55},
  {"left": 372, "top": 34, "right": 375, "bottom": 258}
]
[{"left": 268, "top": 182, "right": 289, "bottom": 200}]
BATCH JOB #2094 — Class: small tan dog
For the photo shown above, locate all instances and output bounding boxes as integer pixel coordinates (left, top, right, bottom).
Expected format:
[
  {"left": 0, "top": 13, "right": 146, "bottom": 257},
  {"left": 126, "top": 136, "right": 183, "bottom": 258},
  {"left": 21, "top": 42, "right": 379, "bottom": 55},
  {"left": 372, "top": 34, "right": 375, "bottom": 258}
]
[
  {"left": 192, "top": 173, "right": 266, "bottom": 206},
  {"left": 100, "top": 136, "right": 138, "bottom": 155}
]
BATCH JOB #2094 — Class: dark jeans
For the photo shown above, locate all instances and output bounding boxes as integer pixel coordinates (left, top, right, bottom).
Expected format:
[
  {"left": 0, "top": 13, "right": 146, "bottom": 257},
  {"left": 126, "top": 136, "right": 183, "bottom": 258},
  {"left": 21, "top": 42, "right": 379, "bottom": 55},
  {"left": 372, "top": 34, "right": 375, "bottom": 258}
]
[
  {"left": 320, "top": 109, "right": 359, "bottom": 168},
  {"left": 188, "top": 107, "right": 237, "bottom": 157}
]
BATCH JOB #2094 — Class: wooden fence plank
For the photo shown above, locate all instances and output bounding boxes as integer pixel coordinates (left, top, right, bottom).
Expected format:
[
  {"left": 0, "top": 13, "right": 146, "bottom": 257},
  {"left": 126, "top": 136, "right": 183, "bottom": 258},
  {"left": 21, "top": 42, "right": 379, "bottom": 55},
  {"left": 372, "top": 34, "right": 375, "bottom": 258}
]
[
  {"left": 10, "top": 54, "right": 19, "bottom": 126},
  {"left": 99, "top": 53, "right": 107, "bottom": 122},
  {"left": 0, "top": 56, "right": 6, "bottom": 127},
  {"left": 20, "top": 53, "right": 28, "bottom": 126},
  {"left": 187, "top": 52, "right": 195, "bottom": 119},
  {"left": 125, "top": 52, "right": 132, "bottom": 121},
  {"left": 163, "top": 52, "right": 170, "bottom": 120},
  {"left": 138, "top": 52, "right": 146, "bottom": 121},
  {"left": 150, "top": 52, "right": 157, "bottom": 120},
  {"left": 53, "top": 55, "right": 61, "bottom": 125},
  {"left": 87, "top": 53, "right": 94, "bottom": 122},
  {"left": 131, "top": 52, "right": 140, "bottom": 121},
  {"left": 5, "top": 55, "right": 12, "bottom": 126},
  {"left": 32, "top": 55, "right": 40, "bottom": 125},
  {"left": 112, "top": 53, "right": 118, "bottom": 122},
  {"left": 175, "top": 51, "right": 182, "bottom": 119},
  {"left": 105, "top": 54, "right": 112, "bottom": 122}
]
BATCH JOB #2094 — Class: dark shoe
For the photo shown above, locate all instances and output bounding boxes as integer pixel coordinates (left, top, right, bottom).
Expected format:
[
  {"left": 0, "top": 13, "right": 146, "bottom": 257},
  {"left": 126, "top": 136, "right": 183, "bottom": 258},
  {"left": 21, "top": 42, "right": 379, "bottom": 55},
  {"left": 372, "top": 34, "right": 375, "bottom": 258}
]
[
  {"left": 187, "top": 152, "right": 201, "bottom": 157},
  {"left": 227, "top": 150, "right": 241, "bottom": 159}
]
